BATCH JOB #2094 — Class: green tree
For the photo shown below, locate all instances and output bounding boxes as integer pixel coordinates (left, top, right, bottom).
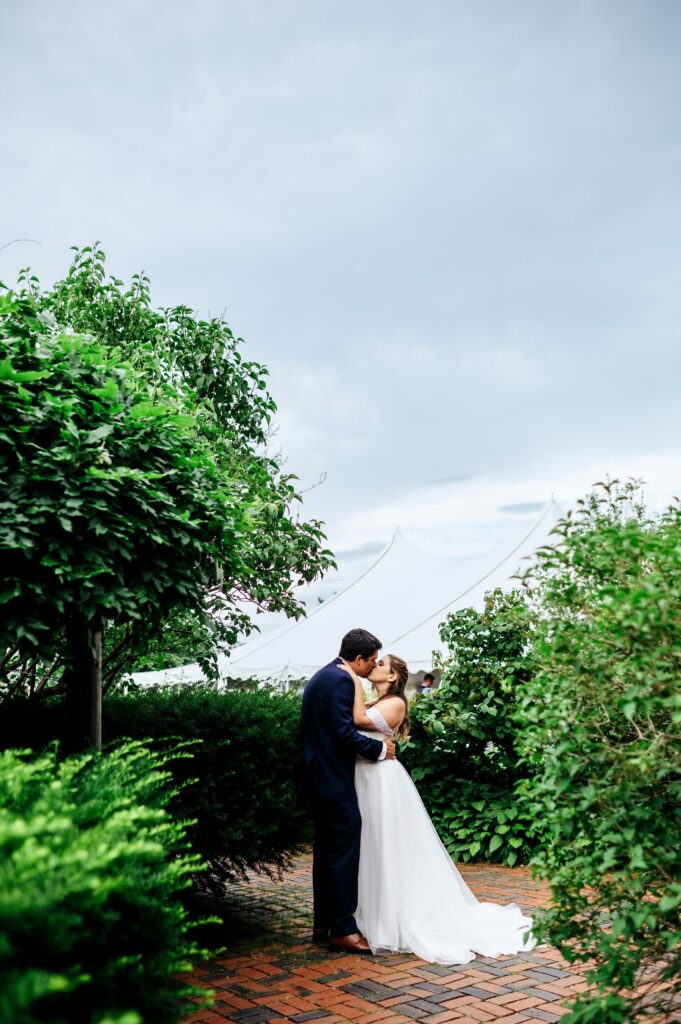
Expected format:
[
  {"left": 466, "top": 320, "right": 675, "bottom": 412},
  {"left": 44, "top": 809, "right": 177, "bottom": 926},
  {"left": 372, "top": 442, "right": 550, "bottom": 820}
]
[
  {"left": 1, "top": 247, "right": 333, "bottom": 743},
  {"left": 0, "top": 290, "right": 251, "bottom": 747},
  {"left": 515, "top": 482, "right": 681, "bottom": 1024},
  {"left": 35, "top": 244, "right": 332, "bottom": 642}
]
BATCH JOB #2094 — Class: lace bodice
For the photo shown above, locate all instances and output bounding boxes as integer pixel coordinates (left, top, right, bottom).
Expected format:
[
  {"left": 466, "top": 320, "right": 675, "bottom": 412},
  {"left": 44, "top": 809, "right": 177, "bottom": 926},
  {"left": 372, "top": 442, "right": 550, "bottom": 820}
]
[{"left": 364, "top": 704, "right": 394, "bottom": 738}]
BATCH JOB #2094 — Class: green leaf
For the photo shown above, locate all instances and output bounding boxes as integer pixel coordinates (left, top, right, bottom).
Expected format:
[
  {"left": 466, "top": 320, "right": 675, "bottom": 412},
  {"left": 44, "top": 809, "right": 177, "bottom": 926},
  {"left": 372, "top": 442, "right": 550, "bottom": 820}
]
[{"left": 85, "top": 424, "right": 114, "bottom": 444}]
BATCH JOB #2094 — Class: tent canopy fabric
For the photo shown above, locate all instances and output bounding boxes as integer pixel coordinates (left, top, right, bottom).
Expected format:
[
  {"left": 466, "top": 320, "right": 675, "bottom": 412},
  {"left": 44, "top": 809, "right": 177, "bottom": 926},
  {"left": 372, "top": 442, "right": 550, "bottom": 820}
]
[
  {"left": 131, "top": 499, "right": 563, "bottom": 688},
  {"left": 222, "top": 499, "right": 563, "bottom": 681}
]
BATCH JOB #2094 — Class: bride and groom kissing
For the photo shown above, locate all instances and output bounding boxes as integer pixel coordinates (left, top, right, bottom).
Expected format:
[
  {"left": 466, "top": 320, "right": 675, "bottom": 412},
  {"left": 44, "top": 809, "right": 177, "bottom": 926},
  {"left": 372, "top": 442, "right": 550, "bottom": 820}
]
[{"left": 301, "top": 628, "right": 536, "bottom": 964}]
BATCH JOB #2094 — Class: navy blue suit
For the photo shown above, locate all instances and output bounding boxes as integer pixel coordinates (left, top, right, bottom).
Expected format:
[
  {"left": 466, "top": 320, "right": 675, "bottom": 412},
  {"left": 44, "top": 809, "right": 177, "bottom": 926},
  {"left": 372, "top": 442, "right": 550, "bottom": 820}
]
[{"left": 301, "top": 658, "right": 384, "bottom": 937}]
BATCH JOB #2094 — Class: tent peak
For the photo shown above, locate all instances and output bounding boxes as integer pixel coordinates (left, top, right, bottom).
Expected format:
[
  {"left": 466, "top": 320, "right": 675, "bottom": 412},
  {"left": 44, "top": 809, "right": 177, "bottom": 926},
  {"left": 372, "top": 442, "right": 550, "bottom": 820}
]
[{"left": 387, "top": 497, "right": 563, "bottom": 647}]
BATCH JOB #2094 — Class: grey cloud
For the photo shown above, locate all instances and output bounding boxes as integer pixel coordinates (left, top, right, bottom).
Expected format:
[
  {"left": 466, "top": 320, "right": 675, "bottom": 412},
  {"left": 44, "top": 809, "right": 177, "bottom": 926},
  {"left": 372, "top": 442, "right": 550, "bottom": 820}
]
[
  {"left": 426, "top": 473, "right": 474, "bottom": 487},
  {"left": 500, "top": 502, "right": 546, "bottom": 515},
  {"left": 2, "top": 0, "right": 681, "bottom": 550},
  {"left": 335, "top": 541, "right": 387, "bottom": 561}
]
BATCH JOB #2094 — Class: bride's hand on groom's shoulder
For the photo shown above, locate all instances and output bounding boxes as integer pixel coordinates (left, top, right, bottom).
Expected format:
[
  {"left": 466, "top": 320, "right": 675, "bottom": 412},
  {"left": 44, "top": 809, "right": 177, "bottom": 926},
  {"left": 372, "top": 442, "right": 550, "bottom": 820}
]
[{"left": 338, "top": 661, "right": 359, "bottom": 683}]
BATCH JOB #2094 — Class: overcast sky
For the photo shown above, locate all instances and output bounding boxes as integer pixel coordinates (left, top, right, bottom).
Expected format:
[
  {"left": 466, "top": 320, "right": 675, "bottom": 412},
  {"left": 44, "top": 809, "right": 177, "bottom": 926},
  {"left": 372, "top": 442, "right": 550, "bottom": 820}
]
[{"left": 3, "top": 0, "right": 680, "bottom": 594}]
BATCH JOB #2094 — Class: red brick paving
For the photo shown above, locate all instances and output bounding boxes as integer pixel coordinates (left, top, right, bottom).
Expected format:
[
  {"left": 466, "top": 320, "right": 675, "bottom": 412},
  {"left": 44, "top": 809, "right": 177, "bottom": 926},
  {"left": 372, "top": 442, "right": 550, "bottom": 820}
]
[{"left": 181, "top": 851, "right": 591, "bottom": 1023}]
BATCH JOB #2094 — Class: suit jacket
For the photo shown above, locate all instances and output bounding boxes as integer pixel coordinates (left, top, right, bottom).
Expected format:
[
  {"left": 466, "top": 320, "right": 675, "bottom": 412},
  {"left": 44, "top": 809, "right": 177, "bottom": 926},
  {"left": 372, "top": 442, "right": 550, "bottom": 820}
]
[{"left": 301, "top": 658, "right": 384, "bottom": 802}]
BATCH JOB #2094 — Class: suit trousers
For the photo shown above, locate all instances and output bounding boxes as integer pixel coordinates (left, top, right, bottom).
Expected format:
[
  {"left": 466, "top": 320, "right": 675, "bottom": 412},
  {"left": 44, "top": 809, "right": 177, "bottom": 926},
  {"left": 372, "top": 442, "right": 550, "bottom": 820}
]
[{"left": 310, "top": 796, "right": 362, "bottom": 938}]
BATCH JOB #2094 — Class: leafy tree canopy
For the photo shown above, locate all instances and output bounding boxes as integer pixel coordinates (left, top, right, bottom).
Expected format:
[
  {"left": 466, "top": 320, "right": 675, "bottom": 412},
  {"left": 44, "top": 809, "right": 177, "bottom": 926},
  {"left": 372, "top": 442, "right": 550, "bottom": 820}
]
[{"left": 1, "top": 246, "right": 334, "bottom": 701}]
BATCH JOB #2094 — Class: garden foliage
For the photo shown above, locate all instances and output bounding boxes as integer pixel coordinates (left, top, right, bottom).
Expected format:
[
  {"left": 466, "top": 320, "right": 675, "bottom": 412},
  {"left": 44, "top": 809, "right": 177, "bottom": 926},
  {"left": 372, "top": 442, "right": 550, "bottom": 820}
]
[
  {"left": 515, "top": 484, "right": 681, "bottom": 1024},
  {"left": 0, "top": 687, "right": 310, "bottom": 887},
  {"left": 0, "top": 289, "right": 247, "bottom": 661},
  {"left": 0, "top": 246, "right": 334, "bottom": 717},
  {"left": 401, "top": 589, "right": 542, "bottom": 867},
  {"left": 0, "top": 741, "right": 209, "bottom": 1024},
  {"left": 105, "top": 687, "right": 310, "bottom": 887}
]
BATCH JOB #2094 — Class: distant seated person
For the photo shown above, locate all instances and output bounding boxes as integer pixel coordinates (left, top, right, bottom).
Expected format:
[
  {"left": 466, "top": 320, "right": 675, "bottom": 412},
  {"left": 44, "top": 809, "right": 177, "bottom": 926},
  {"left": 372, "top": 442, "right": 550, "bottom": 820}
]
[{"left": 419, "top": 672, "right": 435, "bottom": 695}]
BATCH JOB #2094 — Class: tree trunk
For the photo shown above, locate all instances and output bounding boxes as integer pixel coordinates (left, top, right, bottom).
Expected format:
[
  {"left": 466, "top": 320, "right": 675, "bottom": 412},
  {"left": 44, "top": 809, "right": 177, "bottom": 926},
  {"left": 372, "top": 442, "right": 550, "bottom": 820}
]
[{"left": 64, "top": 612, "right": 102, "bottom": 752}]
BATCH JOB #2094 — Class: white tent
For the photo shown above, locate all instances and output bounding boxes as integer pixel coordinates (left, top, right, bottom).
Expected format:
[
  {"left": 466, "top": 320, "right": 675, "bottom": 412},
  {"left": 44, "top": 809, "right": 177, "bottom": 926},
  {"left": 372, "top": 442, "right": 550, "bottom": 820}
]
[{"left": 131, "top": 499, "right": 563, "bottom": 688}]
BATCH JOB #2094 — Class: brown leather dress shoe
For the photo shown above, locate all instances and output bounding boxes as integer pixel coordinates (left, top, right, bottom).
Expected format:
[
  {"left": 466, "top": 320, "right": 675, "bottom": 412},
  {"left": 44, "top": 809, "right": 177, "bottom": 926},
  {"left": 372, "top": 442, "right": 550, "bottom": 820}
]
[
  {"left": 312, "top": 927, "right": 329, "bottom": 944},
  {"left": 329, "top": 931, "right": 372, "bottom": 954}
]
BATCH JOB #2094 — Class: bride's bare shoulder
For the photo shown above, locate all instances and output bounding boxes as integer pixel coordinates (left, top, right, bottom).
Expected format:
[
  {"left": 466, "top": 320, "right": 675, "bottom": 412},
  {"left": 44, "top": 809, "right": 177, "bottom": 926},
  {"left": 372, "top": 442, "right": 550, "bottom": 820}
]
[
  {"left": 372, "top": 696, "right": 406, "bottom": 728},
  {"left": 379, "top": 695, "right": 405, "bottom": 708}
]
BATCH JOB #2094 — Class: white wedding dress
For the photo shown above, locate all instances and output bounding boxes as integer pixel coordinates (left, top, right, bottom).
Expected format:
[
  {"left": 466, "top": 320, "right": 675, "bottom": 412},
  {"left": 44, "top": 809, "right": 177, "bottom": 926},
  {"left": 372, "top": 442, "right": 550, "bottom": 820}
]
[{"left": 354, "top": 706, "right": 536, "bottom": 964}]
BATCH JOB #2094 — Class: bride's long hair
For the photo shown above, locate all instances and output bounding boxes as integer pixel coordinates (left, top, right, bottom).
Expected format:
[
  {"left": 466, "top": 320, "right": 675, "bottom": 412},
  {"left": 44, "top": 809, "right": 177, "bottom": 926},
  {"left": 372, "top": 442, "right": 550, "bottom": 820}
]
[{"left": 368, "top": 653, "right": 410, "bottom": 741}]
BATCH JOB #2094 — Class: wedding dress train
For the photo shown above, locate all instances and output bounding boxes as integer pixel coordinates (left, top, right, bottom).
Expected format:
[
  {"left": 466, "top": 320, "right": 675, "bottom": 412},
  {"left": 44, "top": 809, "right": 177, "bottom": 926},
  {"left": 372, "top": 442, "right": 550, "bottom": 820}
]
[{"left": 354, "top": 706, "right": 536, "bottom": 964}]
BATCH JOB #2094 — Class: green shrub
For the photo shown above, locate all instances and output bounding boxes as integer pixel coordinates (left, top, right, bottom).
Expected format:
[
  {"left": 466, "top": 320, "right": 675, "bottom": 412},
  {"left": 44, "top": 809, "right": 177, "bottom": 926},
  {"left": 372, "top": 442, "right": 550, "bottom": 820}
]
[
  {"left": 432, "top": 781, "right": 544, "bottom": 868},
  {"left": 106, "top": 687, "right": 310, "bottom": 887},
  {"left": 515, "top": 485, "right": 681, "bottom": 1024},
  {"left": 401, "top": 590, "right": 543, "bottom": 866},
  {"left": 0, "top": 687, "right": 310, "bottom": 887},
  {"left": 0, "top": 741, "right": 209, "bottom": 1024}
]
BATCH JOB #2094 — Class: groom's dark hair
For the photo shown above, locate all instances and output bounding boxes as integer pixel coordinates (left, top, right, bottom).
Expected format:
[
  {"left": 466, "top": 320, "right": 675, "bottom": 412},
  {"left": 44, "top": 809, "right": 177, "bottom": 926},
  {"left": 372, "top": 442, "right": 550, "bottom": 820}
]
[{"left": 339, "top": 628, "right": 382, "bottom": 661}]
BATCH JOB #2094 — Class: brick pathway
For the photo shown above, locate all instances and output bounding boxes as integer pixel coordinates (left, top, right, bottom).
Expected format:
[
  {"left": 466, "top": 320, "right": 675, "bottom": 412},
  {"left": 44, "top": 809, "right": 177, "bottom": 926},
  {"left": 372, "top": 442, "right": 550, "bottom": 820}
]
[{"left": 182, "top": 852, "right": 591, "bottom": 1024}]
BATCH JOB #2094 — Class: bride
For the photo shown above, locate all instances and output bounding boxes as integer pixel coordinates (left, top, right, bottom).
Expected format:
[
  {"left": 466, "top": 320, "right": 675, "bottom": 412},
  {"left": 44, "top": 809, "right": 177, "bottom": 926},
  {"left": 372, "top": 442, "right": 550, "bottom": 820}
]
[{"left": 339, "top": 654, "right": 536, "bottom": 965}]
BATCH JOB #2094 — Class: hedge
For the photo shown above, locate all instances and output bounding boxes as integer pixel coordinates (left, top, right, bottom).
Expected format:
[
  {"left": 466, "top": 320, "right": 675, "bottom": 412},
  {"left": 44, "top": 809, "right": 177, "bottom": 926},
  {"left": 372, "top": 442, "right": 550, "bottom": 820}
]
[
  {"left": 0, "top": 686, "right": 310, "bottom": 889},
  {"left": 0, "top": 741, "right": 208, "bottom": 1024}
]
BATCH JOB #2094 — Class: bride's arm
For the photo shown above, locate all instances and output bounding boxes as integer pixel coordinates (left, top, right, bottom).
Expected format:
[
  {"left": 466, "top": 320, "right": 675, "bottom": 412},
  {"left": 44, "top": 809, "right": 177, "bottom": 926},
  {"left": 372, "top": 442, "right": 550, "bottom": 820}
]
[
  {"left": 338, "top": 663, "right": 380, "bottom": 729},
  {"left": 353, "top": 677, "right": 379, "bottom": 729}
]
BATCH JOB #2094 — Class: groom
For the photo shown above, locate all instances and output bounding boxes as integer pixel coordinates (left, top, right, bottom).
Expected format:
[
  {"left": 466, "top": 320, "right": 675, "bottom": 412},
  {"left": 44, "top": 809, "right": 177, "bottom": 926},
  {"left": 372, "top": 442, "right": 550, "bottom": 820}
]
[{"left": 301, "top": 628, "right": 396, "bottom": 953}]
